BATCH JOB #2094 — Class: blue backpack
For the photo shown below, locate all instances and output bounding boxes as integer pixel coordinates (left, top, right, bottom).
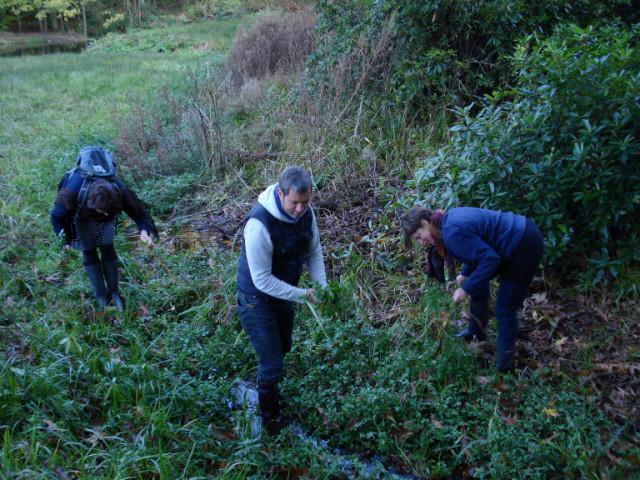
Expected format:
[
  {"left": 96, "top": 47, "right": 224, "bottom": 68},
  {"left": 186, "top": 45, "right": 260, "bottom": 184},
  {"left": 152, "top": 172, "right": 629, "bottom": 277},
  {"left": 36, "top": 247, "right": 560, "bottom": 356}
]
[{"left": 58, "top": 146, "right": 118, "bottom": 210}]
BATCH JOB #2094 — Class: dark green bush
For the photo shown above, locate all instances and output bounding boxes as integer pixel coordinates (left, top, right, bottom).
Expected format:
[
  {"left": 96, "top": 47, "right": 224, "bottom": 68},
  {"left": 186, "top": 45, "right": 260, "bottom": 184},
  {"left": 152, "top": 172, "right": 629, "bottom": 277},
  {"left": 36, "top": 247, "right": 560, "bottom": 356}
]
[
  {"left": 414, "top": 24, "right": 640, "bottom": 281},
  {"left": 311, "top": 0, "right": 638, "bottom": 114}
]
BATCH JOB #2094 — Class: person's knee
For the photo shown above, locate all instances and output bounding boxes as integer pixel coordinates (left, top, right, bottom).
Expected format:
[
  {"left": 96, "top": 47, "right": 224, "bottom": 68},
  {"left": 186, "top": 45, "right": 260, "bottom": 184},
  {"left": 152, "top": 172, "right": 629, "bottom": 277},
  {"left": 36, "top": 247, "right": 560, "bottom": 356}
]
[
  {"left": 470, "top": 300, "right": 490, "bottom": 319},
  {"left": 99, "top": 244, "right": 117, "bottom": 263},
  {"left": 82, "top": 249, "right": 99, "bottom": 266},
  {"left": 471, "top": 284, "right": 491, "bottom": 304},
  {"left": 495, "top": 311, "right": 519, "bottom": 330},
  {"left": 259, "top": 360, "right": 284, "bottom": 383}
]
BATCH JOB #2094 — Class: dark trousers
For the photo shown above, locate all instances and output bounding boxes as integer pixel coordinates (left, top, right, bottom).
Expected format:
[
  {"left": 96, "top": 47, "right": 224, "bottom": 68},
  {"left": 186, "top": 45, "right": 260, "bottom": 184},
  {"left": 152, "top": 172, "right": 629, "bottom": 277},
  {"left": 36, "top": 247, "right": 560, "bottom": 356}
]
[
  {"left": 237, "top": 291, "right": 295, "bottom": 383},
  {"left": 471, "top": 219, "right": 544, "bottom": 371},
  {"left": 82, "top": 244, "right": 117, "bottom": 266}
]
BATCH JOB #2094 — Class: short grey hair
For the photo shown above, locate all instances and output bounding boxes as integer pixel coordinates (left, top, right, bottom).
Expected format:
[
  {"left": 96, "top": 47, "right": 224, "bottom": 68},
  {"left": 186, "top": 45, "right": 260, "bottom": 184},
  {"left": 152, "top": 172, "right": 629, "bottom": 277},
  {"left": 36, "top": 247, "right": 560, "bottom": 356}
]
[{"left": 278, "top": 166, "right": 312, "bottom": 195}]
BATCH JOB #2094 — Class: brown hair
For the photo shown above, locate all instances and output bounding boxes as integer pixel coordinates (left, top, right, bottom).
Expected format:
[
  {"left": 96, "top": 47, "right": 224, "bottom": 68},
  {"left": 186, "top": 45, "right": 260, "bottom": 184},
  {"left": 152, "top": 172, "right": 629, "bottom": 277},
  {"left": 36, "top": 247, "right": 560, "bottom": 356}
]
[
  {"left": 85, "top": 179, "right": 123, "bottom": 216},
  {"left": 400, "top": 207, "right": 444, "bottom": 248}
]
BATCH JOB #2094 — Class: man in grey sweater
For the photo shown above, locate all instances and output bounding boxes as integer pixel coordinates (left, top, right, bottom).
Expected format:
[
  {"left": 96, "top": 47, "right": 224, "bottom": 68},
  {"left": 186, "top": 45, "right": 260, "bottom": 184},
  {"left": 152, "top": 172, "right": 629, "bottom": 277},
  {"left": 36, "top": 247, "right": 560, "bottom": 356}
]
[{"left": 236, "top": 166, "right": 327, "bottom": 434}]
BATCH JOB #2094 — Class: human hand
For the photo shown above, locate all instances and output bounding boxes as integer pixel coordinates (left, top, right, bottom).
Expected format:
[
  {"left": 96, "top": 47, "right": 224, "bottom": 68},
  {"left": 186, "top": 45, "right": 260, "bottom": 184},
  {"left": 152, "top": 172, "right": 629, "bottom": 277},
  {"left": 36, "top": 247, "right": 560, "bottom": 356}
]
[
  {"left": 456, "top": 275, "right": 467, "bottom": 286},
  {"left": 306, "top": 288, "right": 319, "bottom": 304},
  {"left": 452, "top": 288, "right": 469, "bottom": 304},
  {"left": 140, "top": 230, "right": 154, "bottom": 247}
]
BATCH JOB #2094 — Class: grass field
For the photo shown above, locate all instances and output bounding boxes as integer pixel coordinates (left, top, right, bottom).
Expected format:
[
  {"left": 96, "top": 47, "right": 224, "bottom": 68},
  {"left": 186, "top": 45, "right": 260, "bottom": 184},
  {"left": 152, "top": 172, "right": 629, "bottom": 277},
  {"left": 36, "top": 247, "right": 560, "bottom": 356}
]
[{"left": 1, "top": 13, "right": 639, "bottom": 479}]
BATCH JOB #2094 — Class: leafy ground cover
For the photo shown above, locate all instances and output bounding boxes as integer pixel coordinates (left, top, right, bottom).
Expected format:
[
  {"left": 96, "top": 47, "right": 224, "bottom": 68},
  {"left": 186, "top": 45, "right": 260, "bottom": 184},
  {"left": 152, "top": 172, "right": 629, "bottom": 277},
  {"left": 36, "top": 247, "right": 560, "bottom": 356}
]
[
  {"left": 87, "top": 16, "right": 245, "bottom": 55},
  {"left": 1, "top": 11, "right": 639, "bottom": 480}
]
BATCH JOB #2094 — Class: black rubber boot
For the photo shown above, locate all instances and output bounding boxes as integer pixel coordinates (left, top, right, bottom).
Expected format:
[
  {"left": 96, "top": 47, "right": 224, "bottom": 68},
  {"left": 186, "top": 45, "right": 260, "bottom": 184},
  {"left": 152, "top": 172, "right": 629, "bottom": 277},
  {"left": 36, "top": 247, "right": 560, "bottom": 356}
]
[
  {"left": 84, "top": 262, "right": 108, "bottom": 311},
  {"left": 258, "top": 381, "right": 284, "bottom": 436},
  {"left": 455, "top": 300, "right": 489, "bottom": 341},
  {"left": 102, "top": 260, "right": 125, "bottom": 311}
]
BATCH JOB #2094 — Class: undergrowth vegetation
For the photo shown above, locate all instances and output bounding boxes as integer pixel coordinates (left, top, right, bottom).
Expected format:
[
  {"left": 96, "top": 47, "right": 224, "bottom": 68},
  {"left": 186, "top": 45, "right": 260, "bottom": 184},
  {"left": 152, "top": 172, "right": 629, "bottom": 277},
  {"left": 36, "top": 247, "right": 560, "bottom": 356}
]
[
  {"left": 414, "top": 24, "right": 640, "bottom": 283},
  {"left": 311, "top": 0, "right": 640, "bottom": 114},
  {"left": 1, "top": 1, "right": 639, "bottom": 479}
]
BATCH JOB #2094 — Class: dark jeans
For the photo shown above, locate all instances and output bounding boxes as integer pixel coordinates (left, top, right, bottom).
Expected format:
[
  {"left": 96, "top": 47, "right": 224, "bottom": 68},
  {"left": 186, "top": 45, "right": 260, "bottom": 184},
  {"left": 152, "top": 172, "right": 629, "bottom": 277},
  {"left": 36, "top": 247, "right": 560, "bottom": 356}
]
[
  {"left": 237, "top": 291, "right": 295, "bottom": 383},
  {"left": 470, "top": 219, "right": 544, "bottom": 371}
]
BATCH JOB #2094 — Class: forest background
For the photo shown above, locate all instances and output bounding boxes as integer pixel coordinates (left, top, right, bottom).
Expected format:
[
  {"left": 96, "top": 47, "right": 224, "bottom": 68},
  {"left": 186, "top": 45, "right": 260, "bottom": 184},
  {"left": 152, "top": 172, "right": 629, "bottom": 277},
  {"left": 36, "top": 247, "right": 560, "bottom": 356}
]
[{"left": 1, "top": 0, "right": 639, "bottom": 478}]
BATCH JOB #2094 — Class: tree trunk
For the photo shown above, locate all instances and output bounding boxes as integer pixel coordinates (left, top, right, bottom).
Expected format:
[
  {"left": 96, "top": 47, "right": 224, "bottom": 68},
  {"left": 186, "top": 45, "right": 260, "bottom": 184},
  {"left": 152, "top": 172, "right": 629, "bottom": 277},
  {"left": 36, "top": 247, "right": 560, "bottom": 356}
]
[
  {"left": 17, "top": 16, "right": 22, "bottom": 33},
  {"left": 82, "top": 4, "right": 87, "bottom": 37},
  {"left": 125, "top": 0, "right": 132, "bottom": 25},
  {"left": 50, "top": 12, "right": 59, "bottom": 32}
]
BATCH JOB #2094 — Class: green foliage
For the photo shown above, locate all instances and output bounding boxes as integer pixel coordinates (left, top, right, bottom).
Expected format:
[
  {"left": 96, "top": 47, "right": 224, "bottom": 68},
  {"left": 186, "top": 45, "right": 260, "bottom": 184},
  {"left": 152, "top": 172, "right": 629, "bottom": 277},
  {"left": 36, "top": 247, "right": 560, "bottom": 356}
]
[
  {"left": 185, "top": 0, "right": 268, "bottom": 20},
  {"left": 2, "top": 10, "right": 639, "bottom": 480},
  {"left": 287, "top": 261, "right": 623, "bottom": 478},
  {"left": 311, "top": 0, "right": 639, "bottom": 115},
  {"left": 87, "top": 16, "right": 241, "bottom": 53},
  {"left": 101, "top": 11, "right": 127, "bottom": 33},
  {"left": 414, "top": 24, "right": 640, "bottom": 281}
]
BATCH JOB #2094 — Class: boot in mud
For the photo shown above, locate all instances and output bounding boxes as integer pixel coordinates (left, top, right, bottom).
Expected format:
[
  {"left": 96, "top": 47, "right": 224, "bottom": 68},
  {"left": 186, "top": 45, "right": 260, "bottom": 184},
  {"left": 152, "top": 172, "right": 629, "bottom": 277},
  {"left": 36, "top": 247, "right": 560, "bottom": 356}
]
[
  {"left": 258, "top": 381, "right": 285, "bottom": 436},
  {"left": 84, "top": 262, "right": 108, "bottom": 311},
  {"left": 102, "top": 260, "right": 125, "bottom": 311}
]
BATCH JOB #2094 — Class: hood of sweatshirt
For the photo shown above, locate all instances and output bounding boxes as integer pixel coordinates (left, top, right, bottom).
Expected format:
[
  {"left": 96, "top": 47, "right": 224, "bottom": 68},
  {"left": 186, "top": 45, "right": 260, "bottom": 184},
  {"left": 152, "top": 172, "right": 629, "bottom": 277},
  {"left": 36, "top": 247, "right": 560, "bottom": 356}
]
[{"left": 257, "top": 183, "right": 309, "bottom": 224}]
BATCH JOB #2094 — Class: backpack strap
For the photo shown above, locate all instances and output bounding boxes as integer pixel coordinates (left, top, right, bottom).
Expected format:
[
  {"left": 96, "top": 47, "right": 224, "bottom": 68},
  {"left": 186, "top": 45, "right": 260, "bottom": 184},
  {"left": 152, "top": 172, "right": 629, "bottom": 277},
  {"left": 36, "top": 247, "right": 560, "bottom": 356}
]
[
  {"left": 77, "top": 178, "right": 90, "bottom": 211},
  {"left": 57, "top": 167, "right": 78, "bottom": 191},
  {"left": 58, "top": 167, "right": 90, "bottom": 211}
]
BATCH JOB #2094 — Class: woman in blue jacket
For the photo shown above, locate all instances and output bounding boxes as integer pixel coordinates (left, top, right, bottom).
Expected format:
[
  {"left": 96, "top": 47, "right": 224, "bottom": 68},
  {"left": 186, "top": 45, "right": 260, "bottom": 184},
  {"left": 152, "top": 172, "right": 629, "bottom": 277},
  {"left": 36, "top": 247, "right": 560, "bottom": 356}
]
[
  {"left": 51, "top": 147, "right": 158, "bottom": 311},
  {"left": 401, "top": 207, "right": 544, "bottom": 372}
]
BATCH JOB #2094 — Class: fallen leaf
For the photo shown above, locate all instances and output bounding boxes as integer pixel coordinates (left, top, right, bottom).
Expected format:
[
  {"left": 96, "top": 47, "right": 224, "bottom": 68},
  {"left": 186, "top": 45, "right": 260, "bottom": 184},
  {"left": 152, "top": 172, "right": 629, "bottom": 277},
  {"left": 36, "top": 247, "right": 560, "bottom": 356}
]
[
  {"left": 431, "top": 415, "right": 443, "bottom": 429},
  {"left": 553, "top": 337, "right": 568, "bottom": 349},
  {"left": 502, "top": 414, "right": 519, "bottom": 425},
  {"left": 43, "top": 419, "right": 61, "bottom": 431},
  {"left": 493, "top": 381, "right": 507, "bottom": 392},
  {"left": 86, "top": 428, "right": 106, "bottom": 445},
  {"left": 531, "top": 292, "right": 547, "bottom": 304},
  {"left": 45, "top": 274, "right": 64, "bottom": 286}
]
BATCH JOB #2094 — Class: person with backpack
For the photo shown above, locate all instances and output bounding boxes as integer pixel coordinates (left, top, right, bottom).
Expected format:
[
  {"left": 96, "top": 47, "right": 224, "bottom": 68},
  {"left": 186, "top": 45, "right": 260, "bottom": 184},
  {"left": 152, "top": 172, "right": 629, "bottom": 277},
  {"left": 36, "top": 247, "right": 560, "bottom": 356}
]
[
  {"left": 400, "top": 206, "right": 544, "bottom": 373},
  {"left": 237, "top": 166, "right": 327, "bottom": 435},
  {"left": 51, "top": 146, "right": 158, "bottom": 311}
]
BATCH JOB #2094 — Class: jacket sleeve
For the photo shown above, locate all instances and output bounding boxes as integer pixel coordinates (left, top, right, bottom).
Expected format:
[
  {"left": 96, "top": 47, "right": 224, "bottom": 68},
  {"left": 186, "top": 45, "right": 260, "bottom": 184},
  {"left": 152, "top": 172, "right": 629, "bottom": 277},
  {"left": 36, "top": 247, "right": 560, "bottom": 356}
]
[
  {"left": 447, "top": 230, "right": 502, "bottom": 298},
  {"left": 460, "top": 263, "right": 475, "bottom": 277},
  {"left": 51, "top": 173, "right": 80, "bottom": 244},
  {"left": 306, "top": 210, "right": 327, "bottom": 287},
  {"left": 117, "top": 179, "right": 159, "bottom": 239},
  {"left": 51, "top": 197, "right": 73, "bottom": 244}
]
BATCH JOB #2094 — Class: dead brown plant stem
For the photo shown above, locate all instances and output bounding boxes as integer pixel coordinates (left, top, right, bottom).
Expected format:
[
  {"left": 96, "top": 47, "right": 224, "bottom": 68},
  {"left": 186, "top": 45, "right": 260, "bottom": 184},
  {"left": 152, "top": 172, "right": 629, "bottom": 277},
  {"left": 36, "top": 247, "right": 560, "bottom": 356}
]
[
  {"left": 193, "top": 102, "right": 212, "bottom": 169},
  {"left": 206, "top": 88, "right": 225, "bottom": 176},
  {"left": 353, "top": 94, "right": 364, "bottom": 139},
  {"left": 335, "top": 30, "right": 390, "bottom": 124}
]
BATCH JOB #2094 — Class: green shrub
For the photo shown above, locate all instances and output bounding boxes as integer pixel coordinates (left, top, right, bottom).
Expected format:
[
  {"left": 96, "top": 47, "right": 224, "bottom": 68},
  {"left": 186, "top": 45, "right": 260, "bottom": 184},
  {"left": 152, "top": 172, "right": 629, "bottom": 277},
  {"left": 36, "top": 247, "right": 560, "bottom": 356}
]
[
  {"left": 311, "top": 0, "right": 639, "bottom": 115},
  {"left": 185, "top": 0, "right": 267, "bottom": 20},
  {"left": 414, "top": 24, "right": 640, "bottom": 281},
  {"left": 103, "top": 12, "right": 128, "bottom": 33}
]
